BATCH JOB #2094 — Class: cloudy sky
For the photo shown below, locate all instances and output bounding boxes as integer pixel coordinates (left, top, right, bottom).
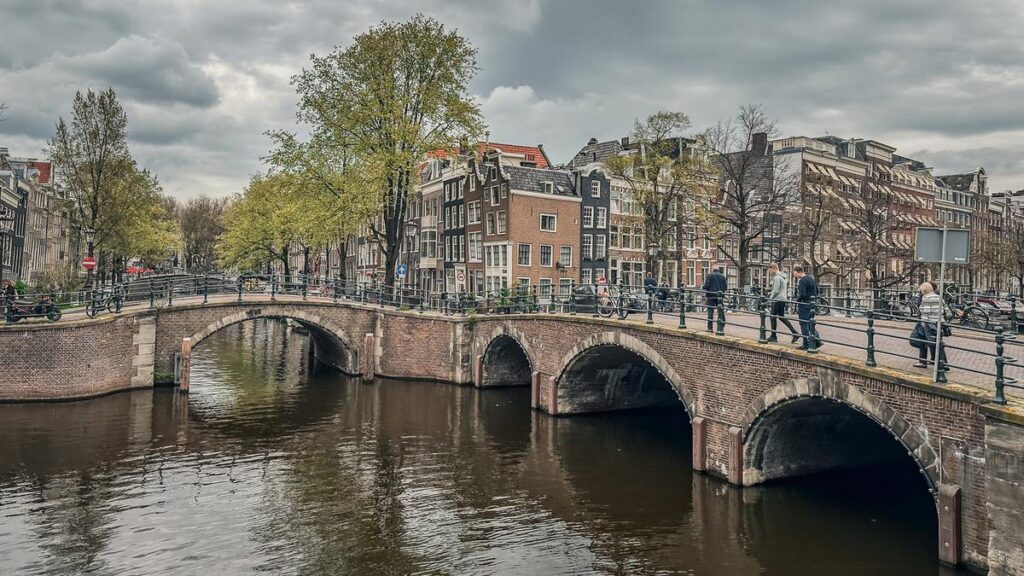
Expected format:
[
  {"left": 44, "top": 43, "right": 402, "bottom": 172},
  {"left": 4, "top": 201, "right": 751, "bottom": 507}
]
[{"left": 2, "top": 0, "right": 1023, "bottom": 197}]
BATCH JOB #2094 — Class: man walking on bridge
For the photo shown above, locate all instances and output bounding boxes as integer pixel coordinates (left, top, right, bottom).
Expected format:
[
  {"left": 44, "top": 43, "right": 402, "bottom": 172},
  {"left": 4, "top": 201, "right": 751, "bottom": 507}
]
[
  {"left": 702, "top": 267, "right": 727, "bottom": 332},
  {"left": 793, "top": 265, "right": 822, "bottom": 350},
  {"left": 767, "top": 262, "right": 800, "bottom": 343}
]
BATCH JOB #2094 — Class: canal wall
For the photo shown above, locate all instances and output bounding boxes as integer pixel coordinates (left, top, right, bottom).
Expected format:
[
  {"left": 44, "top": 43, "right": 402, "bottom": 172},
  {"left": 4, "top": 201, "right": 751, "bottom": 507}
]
[{"left": 3, "top": 300, "right": 1024, "bottom": 573}]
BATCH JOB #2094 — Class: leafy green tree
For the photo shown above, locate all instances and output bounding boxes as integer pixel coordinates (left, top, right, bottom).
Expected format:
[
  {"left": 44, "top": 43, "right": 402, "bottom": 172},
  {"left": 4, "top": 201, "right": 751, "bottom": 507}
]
[
  {"left": 217, "top": 174, "right": 301, "bottom": 276},
  {"left": 47, "top": 88, "right": 133, "bottom": 287},
  {"left": 286, "top": 14, "right": 483, "bottom": 288}
]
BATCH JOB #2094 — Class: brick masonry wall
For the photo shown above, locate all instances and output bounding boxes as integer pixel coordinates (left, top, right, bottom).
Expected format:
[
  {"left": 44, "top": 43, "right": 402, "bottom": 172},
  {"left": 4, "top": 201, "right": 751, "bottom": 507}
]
[
  {"left": 3, "top": 301, "right": 1022, "bottom": 571},
  {"left": 0, "top": 315, "right": 145, "bottom": 401}
]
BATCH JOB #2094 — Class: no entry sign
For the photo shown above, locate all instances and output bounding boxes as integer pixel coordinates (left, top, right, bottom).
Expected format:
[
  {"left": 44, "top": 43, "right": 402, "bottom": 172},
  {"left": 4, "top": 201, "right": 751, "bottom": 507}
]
[{"left": 82, "top": 256, "right": 96, "bottom": 271}]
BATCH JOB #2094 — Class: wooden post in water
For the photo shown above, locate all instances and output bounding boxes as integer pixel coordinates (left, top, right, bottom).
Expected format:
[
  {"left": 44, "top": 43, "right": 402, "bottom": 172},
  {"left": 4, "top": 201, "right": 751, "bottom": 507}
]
[{"left": 179, "top": 337, "right": 192, "bottom": 392}]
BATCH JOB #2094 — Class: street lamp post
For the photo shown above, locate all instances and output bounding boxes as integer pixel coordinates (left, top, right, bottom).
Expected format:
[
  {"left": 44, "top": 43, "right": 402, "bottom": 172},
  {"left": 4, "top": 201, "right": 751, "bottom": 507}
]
[
  {"left": 84, "top": 226, "right": 96, "bottom": 290},
  {"left": 647, "top": 243, "right": 660, "bottom": 283}
]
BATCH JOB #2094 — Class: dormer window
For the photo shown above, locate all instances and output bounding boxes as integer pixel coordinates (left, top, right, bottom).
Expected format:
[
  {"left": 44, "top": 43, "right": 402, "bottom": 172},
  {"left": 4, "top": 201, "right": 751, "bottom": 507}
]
[{"left": 542, "top": 182, "right": 553, "bottom": 194}]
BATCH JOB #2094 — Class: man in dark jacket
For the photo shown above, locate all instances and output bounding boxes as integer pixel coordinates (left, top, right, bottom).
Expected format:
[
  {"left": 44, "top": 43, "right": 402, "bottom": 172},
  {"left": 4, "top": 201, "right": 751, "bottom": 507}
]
[
  {"left": 701, "top": 267, "right": 727, "bottom": 332},
  {"left": 793, "top": 265, "right": 822, "bottom": 350},
  {"left": 643, "top": 271, "right": 657, "bottom": 294}
]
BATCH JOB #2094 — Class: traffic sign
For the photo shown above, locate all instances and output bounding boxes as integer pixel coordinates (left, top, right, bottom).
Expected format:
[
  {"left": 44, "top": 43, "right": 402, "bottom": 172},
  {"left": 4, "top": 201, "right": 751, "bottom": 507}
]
[
  {"left": 396, "top": 263, "right": 408, "bottom": 278},
  {"left": 456, "top": 270, "right": 465, "bottom": 282},
  {"left": 82, "top": 256, "right": 96, "bottom": 271}
]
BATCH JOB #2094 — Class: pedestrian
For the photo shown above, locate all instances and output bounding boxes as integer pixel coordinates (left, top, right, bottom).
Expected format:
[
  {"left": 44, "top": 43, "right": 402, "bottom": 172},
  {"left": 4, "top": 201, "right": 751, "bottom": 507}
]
[
  {"left": 643, "top": 271, "right": 657, "bottom": 295},
  {"left": 793, "top": 265, "right": 822, "bottom": 350},
  {"left": 911, "top": 281, "right": 949, "bottom": 369},
  {"left": 767, "top": 262, "right": 800, "bottom": 343},
  {"left": 2, "top": 279, "right": 15, "bottom": 300},
  {"left": 701, "top": 267, "right": 727, "bottom": 332}
]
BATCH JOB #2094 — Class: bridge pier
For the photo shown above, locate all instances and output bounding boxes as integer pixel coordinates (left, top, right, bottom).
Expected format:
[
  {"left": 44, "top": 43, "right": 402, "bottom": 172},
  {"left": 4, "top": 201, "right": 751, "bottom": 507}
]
[
  {"left": 939, "top": 484, "right": 962, "bottom": 566},
  {"left": 179, "top": 337, "right": 191, "bottom": 392},
  {"left": 362, "top": 333, "right": 375, "bottom": 382}
]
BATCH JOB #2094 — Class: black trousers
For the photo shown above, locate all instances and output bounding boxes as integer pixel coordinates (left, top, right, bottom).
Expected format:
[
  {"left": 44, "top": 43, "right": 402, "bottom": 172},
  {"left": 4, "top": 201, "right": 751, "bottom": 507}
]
[
  {"left": 797, "top": 303, "right": 820, "bottom": 347},
  {"left": 706, "top": 298, "right": 725, "bottom": 331},
  {"left": 770, "top": 301, "right": 798, "bottom": 338}
]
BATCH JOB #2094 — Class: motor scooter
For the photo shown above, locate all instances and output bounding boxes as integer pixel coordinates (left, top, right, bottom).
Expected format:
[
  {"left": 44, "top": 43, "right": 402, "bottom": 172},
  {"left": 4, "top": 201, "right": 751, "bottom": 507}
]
[{"left": 3, "top": 296, "right": 62, "bottom": 323}]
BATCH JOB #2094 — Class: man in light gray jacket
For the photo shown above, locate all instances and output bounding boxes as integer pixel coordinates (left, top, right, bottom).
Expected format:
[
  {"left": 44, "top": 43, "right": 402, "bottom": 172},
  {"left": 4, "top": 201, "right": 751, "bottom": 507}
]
[{"left": 767, "top": 262, "right": 800, "bottom": 343}]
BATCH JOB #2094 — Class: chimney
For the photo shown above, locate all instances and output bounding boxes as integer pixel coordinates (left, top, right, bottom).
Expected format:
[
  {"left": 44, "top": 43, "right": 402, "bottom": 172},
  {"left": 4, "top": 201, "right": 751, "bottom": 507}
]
[
  {"left": 587, "top": 137, "right": 598, "bottom": 145},
  {"left": 752, "top": 132, "right": 768, "bottom": 156},
  {"left": 621, "top": 137, "right": 630, "bottom": 148}
]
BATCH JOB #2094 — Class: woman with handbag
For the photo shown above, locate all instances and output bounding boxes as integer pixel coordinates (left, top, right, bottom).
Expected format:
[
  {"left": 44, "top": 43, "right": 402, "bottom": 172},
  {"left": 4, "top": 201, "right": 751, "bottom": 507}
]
[{"left": 911, "top": 282, "right": 949, "bottom": 369}]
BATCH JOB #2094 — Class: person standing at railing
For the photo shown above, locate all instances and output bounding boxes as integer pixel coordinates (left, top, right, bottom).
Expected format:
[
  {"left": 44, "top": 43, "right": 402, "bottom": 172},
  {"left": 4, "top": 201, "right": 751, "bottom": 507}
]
[
  {"left": 767, "top": 262, "right": 800, "bottom": 344},
  {"left": 702, "top": 267, "right": 727, "bottom": 332},
  {"left": 793, "top": 265, "right": 822, "bottom": 350},
  {"left": 2, "top": 279, "right": 15, "bottom": 299},
  {"left": 643, "top": 272, "right": 657, "bottom": 295},
  {"left": 912, "top": 282, "right": 949, "bottom": 369}
]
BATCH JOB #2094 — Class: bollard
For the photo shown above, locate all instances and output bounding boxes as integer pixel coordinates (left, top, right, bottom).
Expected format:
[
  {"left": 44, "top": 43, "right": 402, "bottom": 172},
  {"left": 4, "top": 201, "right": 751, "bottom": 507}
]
[
  {"left": 459, "top": 290, "right": 467, "bottom": 316},
  {"left": 167, "top": 281, "right": 173, "bottom": 306},
  {"left": 302, "top": 274, "right": 308, "bottom": 301},
  {"left": 935, "top": 336, "right": 948, "bottom": 384},
  {"left": 866, "top": 310, "right": 877, "bottom": 367},
  {"left": 271, "top": 275, "right": 277, "bottom": 301},
  {"left": 716, "top": 291, "right": 726, "bottom": 336},
  {"left": 203, "top": 273, "right": 209, "bottom": 304},
  {"left": 677, "top": 290, "right": 686, "bottom": 329},
  {"left": 618, "top": 286, "right": 626, "bottom": 320},
  {"left": 845, "top": 288, "right": 852, "bottom": 318},
  {"left": 569, "top": 281, "right": 576, "bottom": 315},
  {"left": 1010, "top": 295, "right": 1018, "bottom": 334},
  {"left": 806, "top": 315, "right": 818, "bottom": 353},
  {"left": 333, "top": 280, "right": 340, "bottom": 302},
  {"left": 237, "top": 277, "right": 243, "bottom": 303},
  {"left": 757, "top": 295, "right": 768, "bottom": 343},
  {"left": 994, "top": 327, "right": 1010, "bottom": 405},
  {"left": 149, "top": 279, "right": 155, "bottom": 308},
  {"left": 646, "top": 291, "right": 654, "bottom": 324}
]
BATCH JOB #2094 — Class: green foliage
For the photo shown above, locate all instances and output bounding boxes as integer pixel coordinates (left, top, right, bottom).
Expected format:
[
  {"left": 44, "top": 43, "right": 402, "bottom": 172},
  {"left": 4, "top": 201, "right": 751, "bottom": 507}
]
[
  {"left": 283, "top": 14, "right": 483, "bottom": 288},
  {"left": 217, "top": 173, "right": 299, "bottom": 273}
]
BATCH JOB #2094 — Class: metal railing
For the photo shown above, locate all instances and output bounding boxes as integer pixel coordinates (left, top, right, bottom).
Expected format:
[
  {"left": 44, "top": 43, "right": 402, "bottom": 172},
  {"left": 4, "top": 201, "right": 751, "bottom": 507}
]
[{"left": 4, "top": 273, "right": 1021, "bottom": 405}]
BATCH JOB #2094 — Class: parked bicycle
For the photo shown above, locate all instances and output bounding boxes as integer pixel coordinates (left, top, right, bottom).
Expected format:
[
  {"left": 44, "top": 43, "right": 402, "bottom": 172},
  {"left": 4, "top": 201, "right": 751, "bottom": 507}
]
[{"left": 85, "top": 285, "right": 125, "bottom": 318}]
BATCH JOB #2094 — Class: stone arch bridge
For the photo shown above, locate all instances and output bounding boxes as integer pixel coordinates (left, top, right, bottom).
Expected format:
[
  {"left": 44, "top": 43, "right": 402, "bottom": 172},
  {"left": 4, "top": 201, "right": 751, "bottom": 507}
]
[{"left": 1, "top": 297, "right": 1023, "bottom": 574}]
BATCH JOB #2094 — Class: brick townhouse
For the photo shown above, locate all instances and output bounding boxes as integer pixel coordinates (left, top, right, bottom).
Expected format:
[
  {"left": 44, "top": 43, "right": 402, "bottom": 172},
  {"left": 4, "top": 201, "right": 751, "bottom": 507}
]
[{"left": 467, "top": 153, "right": 580, "bottom": 298}]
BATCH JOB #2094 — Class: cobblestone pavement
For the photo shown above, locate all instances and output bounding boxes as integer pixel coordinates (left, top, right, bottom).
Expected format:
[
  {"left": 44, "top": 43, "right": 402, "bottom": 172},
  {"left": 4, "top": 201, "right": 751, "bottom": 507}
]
[{"left": 9, "top": 292, "right": 1020, "bottom": 401}]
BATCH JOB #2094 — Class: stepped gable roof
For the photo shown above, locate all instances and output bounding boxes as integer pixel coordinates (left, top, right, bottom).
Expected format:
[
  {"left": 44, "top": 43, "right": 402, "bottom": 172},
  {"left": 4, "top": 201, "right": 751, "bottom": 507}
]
[
  {"left": 568, "top": 138, "right": 624, "bottom": 168},
  {"left": 503, "top": 165, "right": 576, "bottom": 197}
]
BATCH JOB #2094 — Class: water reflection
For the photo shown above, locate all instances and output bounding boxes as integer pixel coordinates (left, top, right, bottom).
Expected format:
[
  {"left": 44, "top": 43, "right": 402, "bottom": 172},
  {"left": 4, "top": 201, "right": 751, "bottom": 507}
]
[{"left": 0, "top": 319, "right": 967, "bottom": 575}]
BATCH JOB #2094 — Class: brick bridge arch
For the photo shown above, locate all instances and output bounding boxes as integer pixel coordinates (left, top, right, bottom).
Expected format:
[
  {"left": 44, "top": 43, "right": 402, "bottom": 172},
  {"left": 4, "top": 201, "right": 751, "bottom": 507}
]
[
  {"left": 473, "top": 324, "right": 537, "bottom": 387},
  {"left": 553, "top": 331, "right": 696, "bottom": 416},
  {"left": 182, "top": 305, "right": 362, "bottom": 373},
  {"left": 740, "top": 377, "right": 939, "bottom": 492}
]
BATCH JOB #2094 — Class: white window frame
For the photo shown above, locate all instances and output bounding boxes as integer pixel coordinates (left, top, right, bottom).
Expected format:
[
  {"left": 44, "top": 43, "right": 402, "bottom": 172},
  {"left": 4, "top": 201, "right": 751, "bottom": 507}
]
[
  {"left": 486, "top": 212, "right": 495, "bottom": 235},
  {"left": 542, "top": 182, "right": 554, "bottom": 194},
  {"left": 539, "top": 244, "right": 553, "bottom": 267},
  {"left": 517, "top": 243, "right": 531, "bottom": 266},
  {"left": 559, "top": 245, "right": 573, "bottom": 268},
  {"left": 497, "top": 210, "right": 507, "bottom": 234},
  {"left": 582, "top": 234, "right": 593, "bottom": 260},
  {"left": 595, "top": 235, "right": 606, "bottom": 259},
  {"left": 490, "top": 185, "right": 500, "bottom": 206},
  {"left": 540, "top": 213, "right": 557, "bottom": 232},
  {"left": 582, "top": 206, "right": 594, "bottom": 228},
  {"left": 467, "top": 201, "right": 480, "bottom": 224},
  {"left": 591, "top": 180, "right": 601, "bottom": 197},
  {"left": 596, "top": 207, "right": 607, "bottom": 229}
]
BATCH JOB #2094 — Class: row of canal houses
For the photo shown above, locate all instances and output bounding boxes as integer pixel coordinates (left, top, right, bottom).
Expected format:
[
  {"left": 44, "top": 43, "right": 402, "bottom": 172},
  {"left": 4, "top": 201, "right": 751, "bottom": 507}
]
[{"left": 332, "top": 134, "right": 1018, "bottom": 297}]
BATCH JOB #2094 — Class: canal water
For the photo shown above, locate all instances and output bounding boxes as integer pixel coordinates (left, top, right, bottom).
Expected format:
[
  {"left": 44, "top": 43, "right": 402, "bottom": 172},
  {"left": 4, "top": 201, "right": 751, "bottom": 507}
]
[{"left": 0, "top": 319, "right": 969, "bottom": 575}]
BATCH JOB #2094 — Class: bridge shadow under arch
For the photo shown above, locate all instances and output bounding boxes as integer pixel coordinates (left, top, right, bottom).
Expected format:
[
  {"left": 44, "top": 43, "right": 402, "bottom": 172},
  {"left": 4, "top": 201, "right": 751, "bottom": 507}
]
[
  {"left": 480, "top": 334, "right": 533, "bottom": 387},
  {"left": 187, "top": 308, "right": 358, "bottom": 375},
  {"left": 741, "top": 380, "right": 938, "bottom": 493},
  {"left": 555, "top": 337, "right": 693, "bottom": 417}
]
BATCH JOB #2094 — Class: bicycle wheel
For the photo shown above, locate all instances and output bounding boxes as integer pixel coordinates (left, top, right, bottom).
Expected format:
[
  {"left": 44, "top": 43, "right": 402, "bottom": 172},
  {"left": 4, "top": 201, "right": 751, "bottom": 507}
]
[
  {"left": 962, "top": 306, "right": 990, "bottom": 331},
  {"left": 85, "top": 302, "right": 98, "bottom": 318},
  {"left": 814, "top": 298, "right": 830, "bottom": 316},
  {"left": 596, "top": 297, "right": 616, "bottom": 318}
]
